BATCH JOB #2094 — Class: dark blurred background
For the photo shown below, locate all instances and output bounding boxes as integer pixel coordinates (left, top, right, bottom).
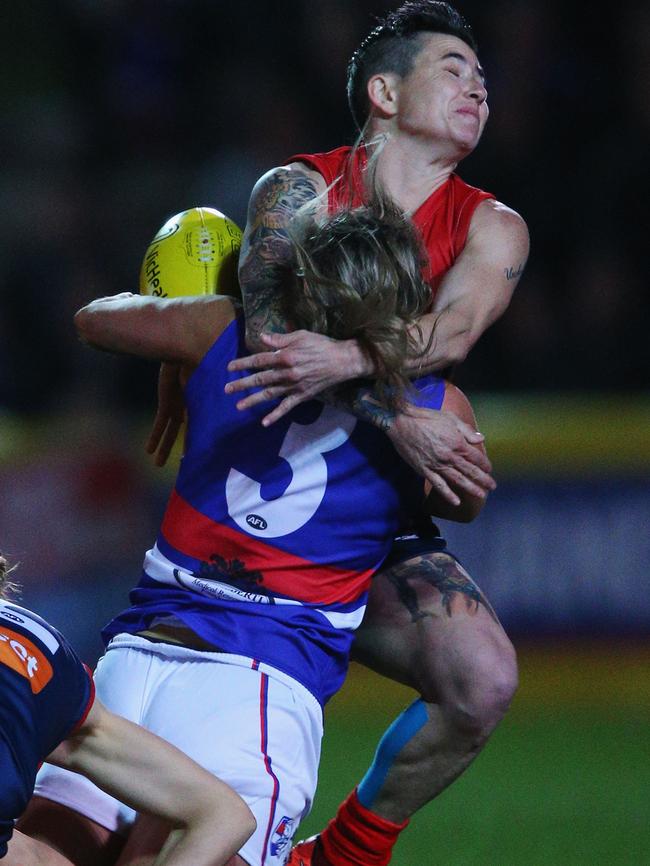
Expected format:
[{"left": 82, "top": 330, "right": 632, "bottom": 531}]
[
  {"left": 2, "top": 0, "right": 648, "bottom": 417},
  {"left": 1, "top": 3, "right": 649, "bottom": 861}
]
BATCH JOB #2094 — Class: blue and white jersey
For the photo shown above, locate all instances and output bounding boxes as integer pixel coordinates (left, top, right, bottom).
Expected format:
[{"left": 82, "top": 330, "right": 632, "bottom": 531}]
[
  {"left": 104, "top": 317, "right": 445, "bottom": 705},
  {"left": 0, "top": 601, "right": 94, "bottom": 856}
]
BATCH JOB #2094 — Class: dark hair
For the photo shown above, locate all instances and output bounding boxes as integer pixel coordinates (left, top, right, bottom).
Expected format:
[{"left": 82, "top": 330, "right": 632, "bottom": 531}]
[
  {"left": 0, "top": 555, "right": 20, "bottom": 600},
  {"left": 347, "top": 1, "right": 478, "bottom": 130},
  {"left": 286, "top": 196, "right": 432, "bottom": 410}
]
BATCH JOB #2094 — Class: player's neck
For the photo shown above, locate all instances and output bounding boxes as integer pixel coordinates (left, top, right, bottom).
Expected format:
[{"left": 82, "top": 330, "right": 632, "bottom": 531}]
[{"left": 366, "top": 130, "right": 458, "bottom": 215}]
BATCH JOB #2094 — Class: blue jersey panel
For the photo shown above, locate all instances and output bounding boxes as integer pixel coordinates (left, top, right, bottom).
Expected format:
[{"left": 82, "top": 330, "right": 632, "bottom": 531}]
[
  {"left": 103, "top": 576, "right": 359, "bottom": 705},
  {"left": 104, "top": 316, "right": 446, "bottom": 706},
  {"left": 177, "top": 317, "right": 444, "bottom": 570},
  {"left": 0, "top": 602, "right": 93, "bottom": 828}
]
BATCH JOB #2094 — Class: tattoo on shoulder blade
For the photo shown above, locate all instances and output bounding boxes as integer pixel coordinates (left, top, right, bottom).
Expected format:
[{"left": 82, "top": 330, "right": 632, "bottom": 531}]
[{"left": 239, "top": 169, "right": 319, "bottom": 338}]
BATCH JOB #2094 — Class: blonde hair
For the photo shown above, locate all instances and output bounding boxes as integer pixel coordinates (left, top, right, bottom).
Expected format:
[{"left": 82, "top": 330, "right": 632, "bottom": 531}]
[{"left": 286, "top": 194, "right": 433, "bottom": 410}]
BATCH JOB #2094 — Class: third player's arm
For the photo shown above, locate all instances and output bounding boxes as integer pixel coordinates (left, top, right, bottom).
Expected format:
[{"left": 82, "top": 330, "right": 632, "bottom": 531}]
[
  {"left": 74, "top": 293, "right": 238, "bottom": 367},
  {"left": 49, "top": 700, "right": 256, "bottom": 866}
]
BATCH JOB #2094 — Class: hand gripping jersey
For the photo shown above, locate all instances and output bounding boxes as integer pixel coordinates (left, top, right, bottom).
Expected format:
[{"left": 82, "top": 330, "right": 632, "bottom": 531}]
[
  {"left": 288, "top": 145, "right": 495, "bottom": 294},
  {"left": 0, "top": 601, "right": 94, "bottom": 856},
  {"left": 103, "top": 317, "right": 445, "bottom": 705}
]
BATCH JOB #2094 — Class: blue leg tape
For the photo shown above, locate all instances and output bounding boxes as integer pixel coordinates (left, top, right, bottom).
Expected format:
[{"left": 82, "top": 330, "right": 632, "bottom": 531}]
[{"left": 357, "top": 698, "right": 429, "bottom": 810}]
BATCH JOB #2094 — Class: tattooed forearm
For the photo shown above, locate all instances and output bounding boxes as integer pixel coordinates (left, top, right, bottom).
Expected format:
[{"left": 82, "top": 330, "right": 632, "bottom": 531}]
[
  {"left": 349, "top": 384, "right": 396, "bottom": 431},
  {"left": 386, "top": 553, "right": 500, "bottom": 624},
  {"left": 238, "top": 166, "right": 402, "bottom": 432},
  {"left": 238, "top": 167, "right": 319, "bottom": 345}
]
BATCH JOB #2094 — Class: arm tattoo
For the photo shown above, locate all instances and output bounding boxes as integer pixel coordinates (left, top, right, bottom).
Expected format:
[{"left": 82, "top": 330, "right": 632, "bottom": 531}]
[
  {"left": 349, "top": 384, "right": 396, "bottom": 431},
  {"left": 239, "top": 169, "right": 399, "bottom": 431},
  {"left": 504, "top": 262, "right": 525, "bottom": 281},
  {"left": 239, "top": 168, "right": 319, "bottom": 344}
]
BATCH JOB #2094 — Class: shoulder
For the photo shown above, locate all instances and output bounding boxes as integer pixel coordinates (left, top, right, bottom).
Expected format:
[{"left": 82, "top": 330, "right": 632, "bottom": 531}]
[
  {"left": 242, "top": 164, "right": 329, "bottom": 245},
  {"left": 248, "top": 163, "right": 326, "bottom": 210},
  {"left": 469, "top": 198, "right": 530, "bottom": 253},
  {"left": 0, "top": 600, "right": 63, "bottom": 653}
]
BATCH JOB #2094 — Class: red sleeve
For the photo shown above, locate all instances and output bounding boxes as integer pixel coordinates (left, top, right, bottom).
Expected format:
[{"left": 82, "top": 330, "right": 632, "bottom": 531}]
[
  {"left": 285, "top": 147, "right": 351, "bottom": 186},
  {"left": 285, "top": 146, "right": 359, "bottom": 211},
  {"left": 451, "top": 185, "right": 495, "bottom": 258}
]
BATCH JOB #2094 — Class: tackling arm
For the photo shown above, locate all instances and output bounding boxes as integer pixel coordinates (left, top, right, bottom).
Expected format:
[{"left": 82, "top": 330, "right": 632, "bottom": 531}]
[
  {"left": 75, "top": 292, "right": 240, "bottom": 466},
  {"left": 48, "top": 699, "right": 256, "bottom": 866},
  {"left": 400, "top": 199, "right": 530, "bottom": 373},
  {"left": 74, "top": 293, "right": 238, "bottom": 367},
  {"left": 228, "top": 198, "right": 529, "bottom": 411},
  {"left": 233, "top": 167, "right": 497, "bottom": 505}
]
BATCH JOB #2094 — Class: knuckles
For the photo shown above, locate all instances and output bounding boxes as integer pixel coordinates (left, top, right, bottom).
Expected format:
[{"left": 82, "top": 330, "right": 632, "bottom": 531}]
[{"left": 285, "top": 368, "right": 301, "bottom": 383}]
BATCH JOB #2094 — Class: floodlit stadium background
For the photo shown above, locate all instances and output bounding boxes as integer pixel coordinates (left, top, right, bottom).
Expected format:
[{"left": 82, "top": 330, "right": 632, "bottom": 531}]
[{"left": 1, "top": 2, "right": 648, "bottom": 863}]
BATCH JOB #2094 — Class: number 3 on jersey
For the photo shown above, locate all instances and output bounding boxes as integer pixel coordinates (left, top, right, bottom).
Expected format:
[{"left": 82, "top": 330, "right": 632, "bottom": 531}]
[{"left": 226, "top": 405, "right": 356, "bottom": 538}]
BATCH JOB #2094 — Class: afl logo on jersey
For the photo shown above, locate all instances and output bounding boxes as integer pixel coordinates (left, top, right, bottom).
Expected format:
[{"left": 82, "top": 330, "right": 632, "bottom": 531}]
[{"left": 246, "top": 514, "right": 267, "bottom": 531}]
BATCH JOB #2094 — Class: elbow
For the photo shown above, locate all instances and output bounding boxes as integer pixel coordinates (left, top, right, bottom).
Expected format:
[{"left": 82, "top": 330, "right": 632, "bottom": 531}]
[
  {"left": 74, "top": 302, "right": 111, "bottom": 349},
  {"left": 446, "top": 332, "right": 473, "bottom": 366},
  {"left": 220, "top": 796, "right": 257, "bottom": 852},
  {"left": 242, "top": 806, "right": 257, "bottom": 844},
  {"left": 73, "top": 306, "right": 94, "bottom": 345}
]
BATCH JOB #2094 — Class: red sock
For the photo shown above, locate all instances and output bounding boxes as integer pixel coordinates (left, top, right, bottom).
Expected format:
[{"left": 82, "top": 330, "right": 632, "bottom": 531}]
[{"left": 319, "top": 788, "right": 409, "bottom": 866}]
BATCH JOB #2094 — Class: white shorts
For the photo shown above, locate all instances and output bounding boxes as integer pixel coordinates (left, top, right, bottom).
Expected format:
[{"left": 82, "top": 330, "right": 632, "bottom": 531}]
[{"left": 35, "top": 634, "right": 323, "bottom": 866}]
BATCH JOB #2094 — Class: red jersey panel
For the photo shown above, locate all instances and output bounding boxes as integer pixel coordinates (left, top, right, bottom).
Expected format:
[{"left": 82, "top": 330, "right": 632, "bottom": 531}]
[{"left": 288, "top": 145, "right": 494, "bottom": 293}]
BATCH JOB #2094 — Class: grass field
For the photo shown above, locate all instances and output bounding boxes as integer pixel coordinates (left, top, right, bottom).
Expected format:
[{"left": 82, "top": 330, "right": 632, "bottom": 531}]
[{"left": 295, "top": 641, "right": 650, "bottom": 865}]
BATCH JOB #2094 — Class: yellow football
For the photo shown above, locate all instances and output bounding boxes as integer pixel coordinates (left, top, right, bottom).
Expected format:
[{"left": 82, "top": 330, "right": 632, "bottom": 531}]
[{"left": 139, "top": 206, "right": 242, "bottom": 298}]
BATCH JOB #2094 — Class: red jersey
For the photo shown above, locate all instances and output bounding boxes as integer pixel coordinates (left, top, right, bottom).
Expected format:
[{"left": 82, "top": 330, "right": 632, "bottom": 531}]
[{"left": 288, "top": 145, "right": 494, "bottom": 296}]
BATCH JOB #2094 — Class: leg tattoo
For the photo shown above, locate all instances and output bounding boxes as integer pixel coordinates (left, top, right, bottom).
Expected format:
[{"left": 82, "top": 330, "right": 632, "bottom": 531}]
[{"left": 387, "top": 554, "right": 500, "bottom": 624}]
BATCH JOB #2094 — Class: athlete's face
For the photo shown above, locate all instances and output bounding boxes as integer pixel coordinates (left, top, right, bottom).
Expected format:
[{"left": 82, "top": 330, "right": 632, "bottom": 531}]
[{"left": 394, "top": 33, "right": 489, "bottom": 155}]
